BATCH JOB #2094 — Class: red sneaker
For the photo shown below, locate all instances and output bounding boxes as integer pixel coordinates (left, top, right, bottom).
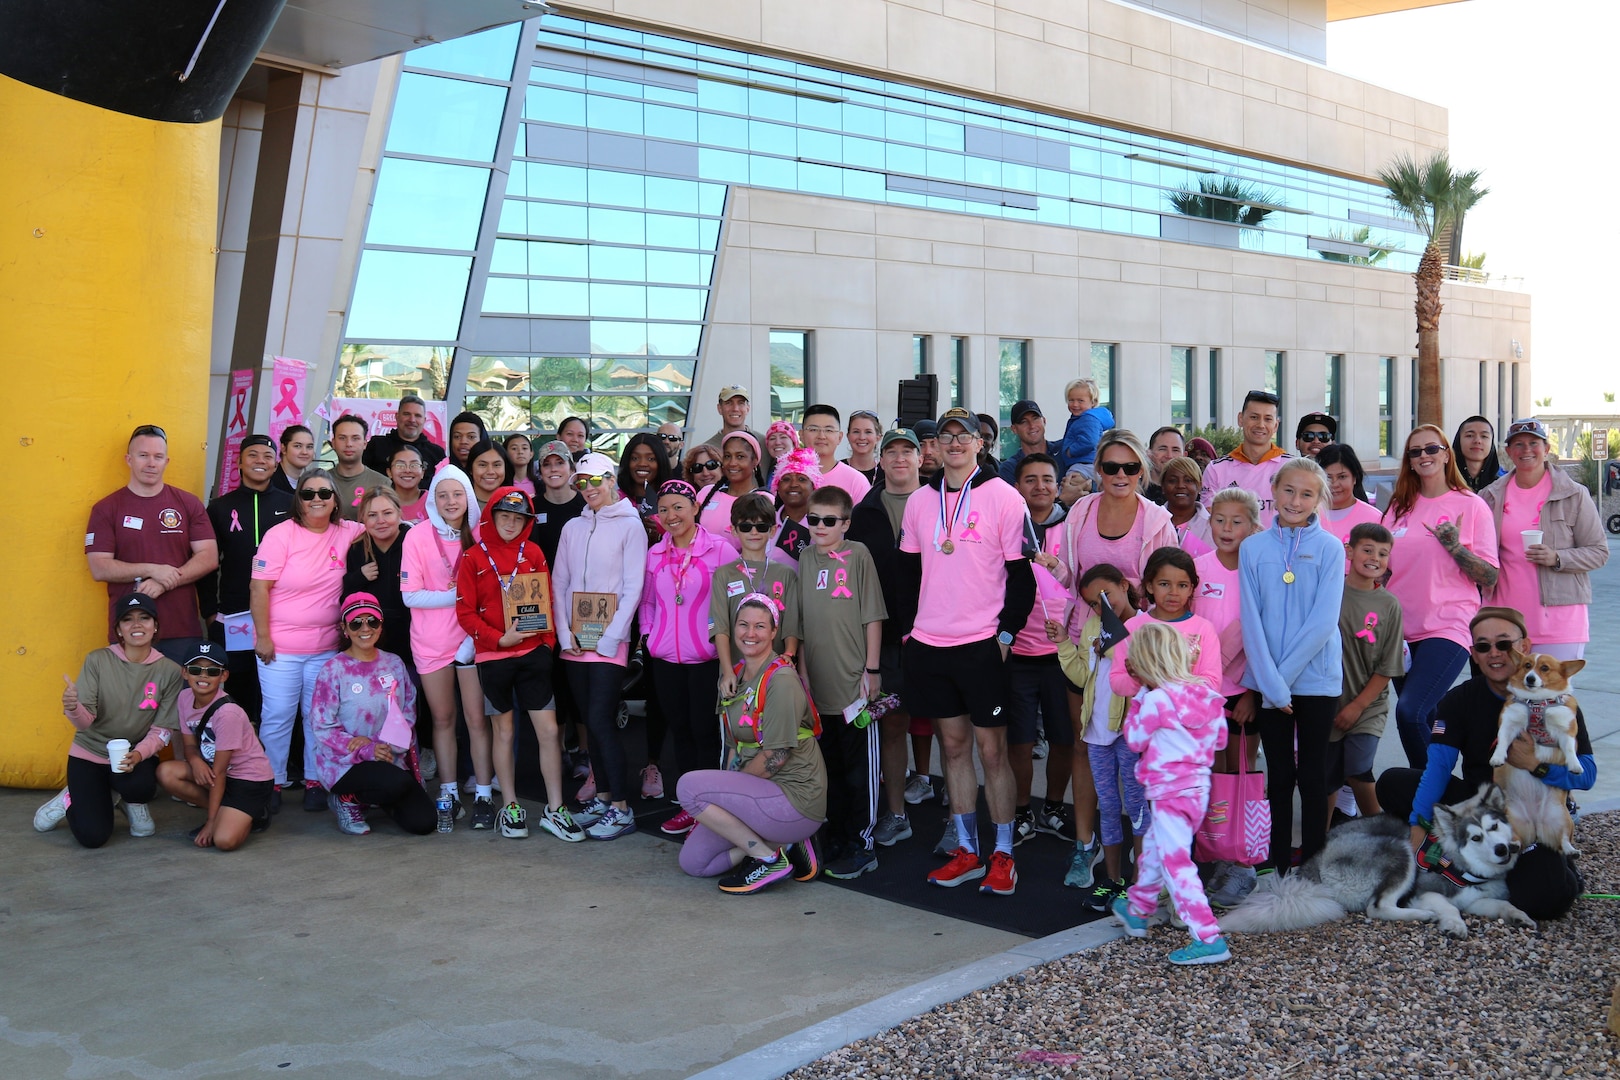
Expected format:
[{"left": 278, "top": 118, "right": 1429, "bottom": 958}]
[
  {"left": 979, "top": 851, "right": 1017, "bottom": 896},
  {"left": 660, "top": 809, "right": 697, "bottom": 836},
  {"left": 927, "top": 847, "right": 986, "bottom": 888}
]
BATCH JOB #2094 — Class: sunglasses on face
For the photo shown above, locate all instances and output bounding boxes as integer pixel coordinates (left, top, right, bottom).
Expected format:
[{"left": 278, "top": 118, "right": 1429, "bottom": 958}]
[
  {"left": 347, "top": 616, "right": 382, "bottom": 631},
  {"left": 693, "top": 460, "right": 721, "bottom": 472},
  {"left": 299, "top": 488, "right": 337, "bottom": 501},
  {"left": 1406, "top": 444, "right": 1446, "bottom": 460},
  {"left": 1299, "top": 431, "right": 1334, "bottom": 443},
  {"left": 1471, "top": 638, "right": 1522, "bottom": 655},
  {"left": 734, "top": 522, "right": 771, "bottom": 534},
  {"left": 658, "top": 434, "right": 682, "bottom": 443},
  {"left": 185, "top": 665, "right": 224, "bottom": 677},
  {"left": 1098, "top": 460, "right": 1143, "bottom": 476},
  {"left": 572, "top": 475, "right": 611, "bottom": 490},
  {"left": 805, "top": 514, "right": 845, "bottom": 527}
]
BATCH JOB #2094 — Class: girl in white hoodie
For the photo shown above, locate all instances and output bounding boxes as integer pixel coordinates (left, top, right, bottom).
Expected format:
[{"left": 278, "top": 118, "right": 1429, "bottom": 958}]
[
  {"left": 400, "top": 465, "right": 491, "bottom": 826},
  {"left": 552, "top": 452, "right": 648, "bottom": 840}
]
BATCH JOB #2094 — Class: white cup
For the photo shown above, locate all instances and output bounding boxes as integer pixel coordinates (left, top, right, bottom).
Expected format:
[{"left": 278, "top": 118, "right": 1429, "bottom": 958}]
[
  {"left": 1521, "top": 529, "right": 1543, "bottom": 551},
  {"left": 106, "top": 739, "right": 131, "bottom": 773}
]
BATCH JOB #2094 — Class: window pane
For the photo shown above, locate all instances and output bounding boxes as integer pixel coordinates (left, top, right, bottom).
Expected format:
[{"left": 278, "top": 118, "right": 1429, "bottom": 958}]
[
  {"left": 347, "top": 250, "right": 472, "bottom": 341},
  {"left": 386, "top": 73, "right": 507, "bottom": 162},
  {"left": 1326, "top": 354, "right": 1343, "bottom": 419},
  {"left": 1171, "top": 347, "right": 1192, "bottom": 427},
  {"left": 335, "top": 344, "right": 446, "bottom": 400},
  {"left": 366, "top": 158, "right": 490, "bottom": 250},
  {"left": 1265, "top": 351, "right": 1284, "bottom": 398},
  {"left": 407, "top": 23, "right": 520, "bottom": 81},
  {"left": 1090, "top": 343, "right": 1116, "bottom": 413},
  {"left": 998, "top": 339, "right": 1028, "bottom": 459},
  {"left": 913, "top": 334, "right": 929, "bottom": 376},
  {"left": 950, "top": 337, "right": 966, "bottom": 408},
  {"left": 770, "top": 330, "right": 808, "bottom": 423},
  {"left": 1208, "top": 348, "right": 1221, "bottom": 426}
]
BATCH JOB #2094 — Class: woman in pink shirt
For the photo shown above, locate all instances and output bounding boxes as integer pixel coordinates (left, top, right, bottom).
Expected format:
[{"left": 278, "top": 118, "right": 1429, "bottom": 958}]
[
  {"left": 695, "top": 431, "right": 763, "bottom": 549},
  {"left": 1479, "top": 418, "right": 1608, "bottom": 661},
  {"left": 387, "top": 443, "right": 429, "bottom": 524},
  {"left": 1381, "top": 425, "right": 1499, "bottom": 769},
  {"left": 1059, "top": 430, "right": 1179, "bottom": 594},
  {"left": 251, "top": 466, "right": 365, "bottom": 809},
  {"left": 1316, "top": 444, "right": 1382, "bottom": 546}
]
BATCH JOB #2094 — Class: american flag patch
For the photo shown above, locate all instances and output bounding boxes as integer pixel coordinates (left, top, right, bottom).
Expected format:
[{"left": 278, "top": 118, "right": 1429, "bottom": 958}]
[
  {"left": 399, "top": 570, "right": 410, "bottom": 584},
  {"left": 253, "top": 558, "right": 267, "bottom": 572},
  {"left": 1431, "top": 717, "right": 1446, "bottom": 736}
]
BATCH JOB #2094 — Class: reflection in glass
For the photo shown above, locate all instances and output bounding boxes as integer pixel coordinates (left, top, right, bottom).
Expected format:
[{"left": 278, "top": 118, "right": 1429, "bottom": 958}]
[
  {"left": 770, "top": 330, "right": 808, "bottom": 423},
  {"left": 1090, "top": 343, "right": 1117, "bottom": 413},
  {"left": 348, "top": 251, "right": 472, "bottom": 341},
  {"left": 335, "top": 344, "right": 450, "bottom": 400},
  {"left": 1170, "top": 347, "right": 1193, "bottom": 427},
  {"left": 366, "top": 159, "right": 490, "bottom": 251},
  {"left": 407, "top": 23, "right": 520, "bottom": 81},
  {"left": 387, "top": 74, "right": 507, "bottom": 162},
  {"left": 998, "top": 339, "right": 1028, "bottom": 459}
]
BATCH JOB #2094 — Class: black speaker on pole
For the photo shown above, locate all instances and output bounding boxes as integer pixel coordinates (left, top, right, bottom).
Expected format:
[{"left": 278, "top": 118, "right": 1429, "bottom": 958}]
[{"left": 897, "top": 374, "right": 937, "bottom": 429}]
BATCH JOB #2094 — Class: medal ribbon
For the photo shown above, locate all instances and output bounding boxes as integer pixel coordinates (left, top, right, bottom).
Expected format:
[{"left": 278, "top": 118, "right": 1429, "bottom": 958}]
[{"left": 934, "top": 467, "right": 977, "bottom": 551}]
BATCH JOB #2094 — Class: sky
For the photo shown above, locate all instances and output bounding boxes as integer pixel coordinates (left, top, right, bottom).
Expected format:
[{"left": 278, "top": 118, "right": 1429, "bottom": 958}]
[{"left": 1329, "top": 0, "right": 1620, "bottom": 416}]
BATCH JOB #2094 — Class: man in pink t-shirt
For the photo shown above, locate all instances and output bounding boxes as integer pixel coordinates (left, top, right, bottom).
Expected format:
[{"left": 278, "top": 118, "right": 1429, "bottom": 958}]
[
  {"left": 801, "top": 404, "right": 873, "bottom": 505},
  {"left": 1199, "top": 391, "right": 1293, "bottom": 527},
  {"left": 899, "top": 408, "right": 1035, "bottom": 896}
]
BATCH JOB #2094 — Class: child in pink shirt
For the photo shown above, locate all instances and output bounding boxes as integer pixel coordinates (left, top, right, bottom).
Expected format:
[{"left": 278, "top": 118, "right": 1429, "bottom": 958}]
[
  {"left": 1192, "top": 488, "right": 1261, "bottom": 771},
  {"left": 1110, "top": 547, "right": 1222, "bottom": 698},
  {"left": 1111, "top": 621, "right": 1231, "bottom": 966}
]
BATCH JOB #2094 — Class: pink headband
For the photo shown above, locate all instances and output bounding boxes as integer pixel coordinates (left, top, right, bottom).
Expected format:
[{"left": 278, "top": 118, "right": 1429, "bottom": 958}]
[
  {"left": 658, "top": 479, "right": 698, "bottom": 502},
  {"left": 736, "top": 592, "right": 781, "bottom": 628},
  {"left": 770, "top": 446, "right": 823, "bottom": 493},
  {"left": 722, "top": 430, "right": 762, "bottom": 461}
]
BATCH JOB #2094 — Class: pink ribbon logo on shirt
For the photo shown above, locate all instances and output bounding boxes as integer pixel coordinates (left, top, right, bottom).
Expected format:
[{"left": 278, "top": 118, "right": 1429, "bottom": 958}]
[
  {"left": 831, "top": 569, "right": 853, "bottom": 598},
  {"left": 138, "top": 682, "right": 158, "bottom": 710},
  {"left": 229, "top": 509, "right": 242, "bottom": 532},
  {"left": 329, "top": 545, "right": 342, "bottom": 569},
  {"left": 352, "top": 485, "right": 365, "bottom": 507},
  {"left": 960, "top": 512, "right": 982, "bottom": 543},
  {"left": 770, "top": 581, "right": 785, "bottom": 610},
  {"left": 1356, "top": 612, "right": 1379, "bottom": 644}
]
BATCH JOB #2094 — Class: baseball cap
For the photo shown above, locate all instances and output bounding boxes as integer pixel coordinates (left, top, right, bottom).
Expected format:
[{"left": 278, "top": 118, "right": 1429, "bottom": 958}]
[
  {"left": 535, "top": 439, "right": 573, "bottom": 466},
  {"left": 914, "top": 419, "right": 938, "bottom": 440},
  {"left": 1010, "top": 399, "right": 1043, "bottom": 423},
  {"left": 116, "top": 593, "right": 159, "bottom": 622},
  {"left": 184, "top": 641, "right": 227, "bottom": 666},
  {"left": 881, "top": 427, "right": 920, "bottom": 450},
  {"left": 573, "top": 451, "right": 616, "bottom": 478},
  {"left": 490, "top": 489, "right": 536, "bottom": 517},
  {"left": 937, "top": 406, "right": 978, "bottom": 432},
  {"left": 717, "top": 385, "right": 750, "bottom": 402},
  {"left": 239, "top": 434, "right": 276, "bottom": 455},
  {"left": 340, "top": 592, "right": 384, "bottom": 623},
  {"left": 1504, "top": 418, "right": 1549, "bottom": 443},
  {"left": 1295, "top": 412, "right": 1338, "bottom": 438}
]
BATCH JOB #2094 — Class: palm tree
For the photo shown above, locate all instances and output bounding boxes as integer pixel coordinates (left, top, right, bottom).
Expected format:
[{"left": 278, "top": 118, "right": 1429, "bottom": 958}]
[
  {"left": 1376, "top": 151, "right": 1489, "bottom": 428},
  {"left": 1315, "top": 225, "right": 1395, "bottom": 266},
  {"left": 1165, "top": 177, "right": 1282, "bottom": 227}
]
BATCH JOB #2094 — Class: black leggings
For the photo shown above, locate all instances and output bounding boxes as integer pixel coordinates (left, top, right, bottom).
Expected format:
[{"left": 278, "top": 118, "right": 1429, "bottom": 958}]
[
  {"left": 649, "top": 657, "right": 720, "bottom": 781},
  {"left": 66, "top": 755, "right": 160, "bottom": 849},
  {"left": 331, "top": 761, "right": 436, "bottom": 835},
  {"left": 566, "top": 659, "right": 629, "bottom": 803},
  {"left": 1375, "top": 768, "right": 1477, "bottom": 828},
  {"left": 1257, "top": 695, "right": 1335, "bottom": 869}
]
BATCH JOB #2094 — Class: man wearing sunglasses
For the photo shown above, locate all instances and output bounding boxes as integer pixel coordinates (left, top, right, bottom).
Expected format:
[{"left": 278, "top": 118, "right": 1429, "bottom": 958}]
[
  {"left": 1199, "top": 390, "right": 1293, "bottom": 528},
  {"left": 1293, "top": 412, "right": 1337, "bottom": 460},
  {"left": 87, "top": 424, "right": 219, "bottom": 662},
  {"left": 656, "top": 422, "right": 685, "bottom": 464}
]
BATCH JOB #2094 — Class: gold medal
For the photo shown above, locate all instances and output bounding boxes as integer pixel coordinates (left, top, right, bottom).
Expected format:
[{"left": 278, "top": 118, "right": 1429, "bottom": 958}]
[
  {"left": 941, "top": 539, "right": 955, "bottom": 555},
  {"left": 675, "top": 593, "right": 684, "bottom": 605},
  {"left": 1282, "top": 571, "right": 1296, "bottom": 584}
]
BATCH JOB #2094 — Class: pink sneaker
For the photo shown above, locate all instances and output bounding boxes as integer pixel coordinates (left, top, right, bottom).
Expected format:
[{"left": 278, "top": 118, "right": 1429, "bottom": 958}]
[
  {"left": 640, "top": 763, "right": 664, "bottom": 799},
  {"left": 660, "top": 808, "right": 696, "bottom": 836},
  {"left": 577, "top": 769, "right": 596, "bottom": 802}
]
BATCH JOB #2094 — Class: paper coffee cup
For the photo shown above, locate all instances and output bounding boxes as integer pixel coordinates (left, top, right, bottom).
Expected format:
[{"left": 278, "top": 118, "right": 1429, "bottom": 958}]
[
  {"left": 1521, "top": 529, "right": 1543, "bottom": 549},
  {"left": 106, "top": 739, "right": 131, "bottom": 773}
]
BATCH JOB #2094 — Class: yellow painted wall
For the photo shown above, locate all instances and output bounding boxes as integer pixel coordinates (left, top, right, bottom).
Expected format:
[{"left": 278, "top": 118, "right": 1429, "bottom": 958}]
[{"left": 0, "top": 74, "right": 219, "bottom": 788}]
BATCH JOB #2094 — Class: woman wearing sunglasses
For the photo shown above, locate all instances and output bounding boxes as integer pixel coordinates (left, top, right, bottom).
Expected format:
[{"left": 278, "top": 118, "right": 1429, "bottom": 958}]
[
  {"left": 250, "top": 466, "right": 366, "bottom": 812},
  {"left": 553, "top": 453, "right": 649, "bottom": 840},
  {"left": 1058, "top": 430, "right": 1178, "bottom": 595},
  {"left": 1381, "top": 424, "right": 1499, "bottom": 770},
  {"left": 157, "top": 641, "right": 273, "bottom": 849},
  {"left": 683, "top": 443, "right": 723, "bottom": 490},
  {"left": 309, "top": 592, "right": 435, "bottom": 835}
]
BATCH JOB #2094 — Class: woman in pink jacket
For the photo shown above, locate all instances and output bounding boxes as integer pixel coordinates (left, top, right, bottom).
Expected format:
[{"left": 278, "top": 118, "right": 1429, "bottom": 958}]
[
  {"left": 641, "top": 479, "right": 728, "bottom": 836},
  {"left": 1059, "top": 430, "right": 1179, "bottom": 594}
]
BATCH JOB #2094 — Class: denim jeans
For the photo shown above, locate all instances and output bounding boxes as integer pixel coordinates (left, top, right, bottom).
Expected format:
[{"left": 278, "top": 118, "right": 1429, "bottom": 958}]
[{"left": 1392, "top": 638, "right": 1468, "bottom": 770}]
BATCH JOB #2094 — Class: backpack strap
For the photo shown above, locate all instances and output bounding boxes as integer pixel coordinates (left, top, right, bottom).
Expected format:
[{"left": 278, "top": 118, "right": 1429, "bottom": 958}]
[{"left": 193, "top": 695, "right": 237, "bottom": 755}]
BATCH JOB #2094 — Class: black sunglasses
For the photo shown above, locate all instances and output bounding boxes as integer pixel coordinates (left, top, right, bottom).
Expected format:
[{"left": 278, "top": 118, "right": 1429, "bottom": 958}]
[
  {"left": 1098, "top": 461, "right": 1143, "bottom": 476},
  {"left": 693, "top": 460, "right": 721, "bottom": 471},
  {"left": 1244, "top": 390, "right": 1281, "bottom": 407},
  {"left": 734, "top": 522, "right": 771, "bottom": 534},
  {"left": 299, "top": 488, "right": 337, "bottom": 501},
  {"left": 1406, "top": 444, "right": 1446, "bottom": 460},
  {"left": 658, "top": 433, "right": 683, "bottom": 443},
  {"left": 347, "top": 616, "right": 382, "bottom": 630},
  {"left": 185, "top": 664, "right": 224, "bottom": 677},
  {"left": 1471, "top": 638, "right": 1522, "bottom": 655},
  {"left": 130, "top": 424, "right": 168, "bottom": 441},
  {"left": 805, "top": 514, "right": 845, "bottom": 527},
  {"left": 1299, "top": 431, "right": 1334, "bottom": 443}
]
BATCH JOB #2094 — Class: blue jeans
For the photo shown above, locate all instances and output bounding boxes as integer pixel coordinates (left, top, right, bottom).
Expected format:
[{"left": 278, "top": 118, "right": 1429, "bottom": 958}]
[{"left": 1393, "top": 638, "right": 1468, "bottom": 770}]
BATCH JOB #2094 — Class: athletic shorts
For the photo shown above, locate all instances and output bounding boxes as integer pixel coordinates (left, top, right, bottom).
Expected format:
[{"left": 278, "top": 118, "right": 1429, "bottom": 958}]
[
  {"left": 1326, "top": 732, "right": 1379, "bottom": 789},
  {"left": 1224, "top": 692, "right": 1259, "bottom": 735},
  {"left": 1007, "top": 653, "right": 1073, "bottom": 747},
  {"left": 221, "top": 776, "right": 274, "bottom": 818},
  {"left": 477, "top": 648, "right": 554, "bottom": 714},
  {"left": 903, "top": 636, "right": 1009, "bottom": 729}
]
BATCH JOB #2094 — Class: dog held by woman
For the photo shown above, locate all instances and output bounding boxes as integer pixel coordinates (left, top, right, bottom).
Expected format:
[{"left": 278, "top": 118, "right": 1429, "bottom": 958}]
[{"left": 1219, "top": 784, "right": 1536, "bottom": 940}]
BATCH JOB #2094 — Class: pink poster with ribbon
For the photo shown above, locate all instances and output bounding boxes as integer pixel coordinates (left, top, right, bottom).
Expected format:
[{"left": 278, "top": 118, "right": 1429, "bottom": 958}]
[
  {"left": 267, "top": 356, "right": 308, "bottom": 445},
  {"left": 216, "top": 368, "right": 258, "bottom": 496}
]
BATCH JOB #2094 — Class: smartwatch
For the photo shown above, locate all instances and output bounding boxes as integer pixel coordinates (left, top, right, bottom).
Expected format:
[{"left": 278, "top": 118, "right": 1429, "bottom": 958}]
[
  {"left": 997, "top": 631, "right": 1015, "bottom": 647},
  {"left": 1532, "top": 763, "right": 1551, "bottom": 779}
]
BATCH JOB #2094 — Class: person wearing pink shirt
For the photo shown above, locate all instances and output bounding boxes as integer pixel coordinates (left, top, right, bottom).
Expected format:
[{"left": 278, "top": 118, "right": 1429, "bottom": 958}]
[
  {"left": 1161, "top": 456, "right": 1212, "bottom": 557},
  {"left": 387, "top": 443, "right": 430, "bottom": 524},
  {"left": 1109, "top": 548, "right": 1223, "bottom": 699},
  {"left": 1381, "top": 424, "right": 1499, "bottom": 769},
  {"left": 899, "top": 407, "right": 1036, "bottom": 897},
  {"left": 800, "top": 404, "right": 873, "bottom": 505},
  {"left": 250, "top": 466, "right": 366, "bottom": 811},
  {"left": 1479, "top": 418, "right": 1608, "bottom": 661},
  {"left": 1199, "top": 390, "right": 1293, "bottom": 527},
  {"left": 1191, "top": 488, "right": 1262, "bottom": 773},
  {"left": 1059, "top": 430, "right": 1179, "bottom": 593},
  {"left": 769, "top": 447, "right": 821, "bottom": 566},
  {"left": 695, "top": 431, "right": 764, "bottom": 549},
  {"left": 1316, "top": 443, "right": 1382, "bottom": 548}
]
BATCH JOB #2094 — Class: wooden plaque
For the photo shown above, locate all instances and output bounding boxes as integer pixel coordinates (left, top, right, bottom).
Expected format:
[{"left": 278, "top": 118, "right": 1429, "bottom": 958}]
[
  {"left": 571, "top": 591, "right": 618, "bottom": 650},
  {"left": 503, "top": 571, "right": 553, "bottom": 633}
]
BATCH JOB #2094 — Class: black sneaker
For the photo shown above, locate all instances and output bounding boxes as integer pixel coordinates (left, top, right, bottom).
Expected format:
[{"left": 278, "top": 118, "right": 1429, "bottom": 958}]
[
  {"left": 1083, "top": 876, "right": 1121, "bottom": 912},
  {"left": 303, "top": 784, "right": 328, "bottom": 812},
  {"left": 470, "top": 796, "right": 497, "bottom": 830},
  {"left": 786, "top": 837, "right": 820, "bottom": 882},
  {"left": 1034, "top": 802, "right": 1074, "bottom": 840},
  {"left": 718, "top": 852, "right": 793, "bottom": 894},
  {"left": 269, "top": 786, "right": 282, "bottom": 815},
  {"left": 250, "top": 812, "right": 271, "bottom": 834},
  {"left": 1012, "top": 808, "right": 1036, "bottom": 848},
  {"left": 823, "top": 848, "right": 879, "bottom": 880}
]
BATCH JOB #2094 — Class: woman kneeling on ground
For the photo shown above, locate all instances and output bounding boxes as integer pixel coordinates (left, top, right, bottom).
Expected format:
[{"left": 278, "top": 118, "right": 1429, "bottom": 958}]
[
  {"left": 34, "top": 593, "right": 184, "bottom": 847},
  {"left": 309, "top": 592, "right": 435, "bottom": 836},
  {"left": 677, "top": 595, "right": 828, "bottom": 894}
]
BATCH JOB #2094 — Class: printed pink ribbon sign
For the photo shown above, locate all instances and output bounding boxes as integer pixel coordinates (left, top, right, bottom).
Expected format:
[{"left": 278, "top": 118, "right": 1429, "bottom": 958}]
[
  {"left": 831, "top": 569, "right": 853, "bottom": 598},
  {"left": 959, "top": 511, "right": 982, "bottom": 543},
  {"left": 267, "top": 356, "right": 309, "bottom": 446},
  {"left": 138, "top": 682, "right": 158, "bottom": 710},
  {"left": 216, "top": 367, "right": 257, "bottom": 496}
]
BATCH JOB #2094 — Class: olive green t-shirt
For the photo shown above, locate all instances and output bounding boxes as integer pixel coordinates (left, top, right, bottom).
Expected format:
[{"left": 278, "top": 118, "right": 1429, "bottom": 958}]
[
  {"left": 724, "top": 663, "right": 827, "bottom": 821},
  {"left": 798, "top": 540, "right": 887, "bottom": 713},
  {"left": 708, "top": 556, "right": 801, "bottom": 655},
  {"left": 879, "top": 489, "right": 909, "bottom": 541},
  {"left": 72, "top": 647, "right": 183, "bottom": 759},
  {"left": 1334, "top": 584, "right": 1406, "bottom": 741}
]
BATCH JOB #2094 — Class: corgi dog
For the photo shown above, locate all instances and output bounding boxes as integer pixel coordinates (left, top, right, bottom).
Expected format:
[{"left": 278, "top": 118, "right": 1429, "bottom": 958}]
[{"left": 1491, "top": 647, "right": 1583, "bottom": 856}]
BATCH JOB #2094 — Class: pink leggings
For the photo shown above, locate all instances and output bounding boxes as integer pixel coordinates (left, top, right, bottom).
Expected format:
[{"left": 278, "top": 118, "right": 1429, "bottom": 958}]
[{"left": 677, "top": 769, "right": 820, "bottom": 877}]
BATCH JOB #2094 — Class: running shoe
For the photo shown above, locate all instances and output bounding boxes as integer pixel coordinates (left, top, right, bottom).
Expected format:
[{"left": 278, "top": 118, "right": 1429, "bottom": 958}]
[
  {"left": 927, "top": 847, "right": 986, "bottom": 888},
  {"left": 1032, "top": 737, "right": 1048, "bottom": 760},
  {"left": 469, "top": 796, "right": 497, "bottom": 831},
  {"left": 1111, "top": 894, "right": 1150, "bottom": 938},
  {"left": 902, "top": 773, "right": 934, "bottom": 805},
  {"left": 1063, "top": 833, "right": 1104, "bottom": 889},
  {"left": 980, "top": 851, "right": 1017, "bottom": 895},
  {"left": 933, "top": 822, "right": 958, "bottom": 857},
  {"left": 576, "top": 769, "right": 597, "bottom": 802},
  {"left": 586, "top": 805, "right": 637, "bottom": 840},
  {"left": 1083, "top": 876, "right": 1122, "bottom": 912},
  {"left": 718, "top": 852, "right": 793, "bottom": 894},
  {"left": 640, "top": 763, "right": 664, "bottom": 800},
  {"left": 498, "top": 802, "right": 529, "bottom": 838},
  {"left": 119, "top": 801, "right": 155, "bottom": 838},
  {"left": 1034, "top": 802, "right": 1074, "bottom": 840},
  {"left": 1012, "top": 808, "right": 1035, "bottom": 848},
  {"left": 539, "top": 805, "right": 586, "bottom": 842},
  {"left": 872, "top": 812, "right": 912, "bottom": 847},
  {"left": 1169, "top": 936, "right": 1232, "bottom": 966},
  {"left": 419, "top": 749, "right": 438, "bottom": 782},
  {"left": 823, "top": 848, "right": 879, "bottom": 880},
  {"left": 574, "top": 797, "right": 610, "bottom": 827},
  {"left": 33, "top": 788, "right": 69, "bottom": 832},
  {"left": 660, "top": 809, "right": 697, "bottom": 836},
  {"left": 786, "top": 837, "right": 820, "bottom": 881},
  {"left": 333, "top": 795, "right": 370, "bottom": 836},
  {"left": 303, "top": 783, "right": 328, "bottom": 813}
]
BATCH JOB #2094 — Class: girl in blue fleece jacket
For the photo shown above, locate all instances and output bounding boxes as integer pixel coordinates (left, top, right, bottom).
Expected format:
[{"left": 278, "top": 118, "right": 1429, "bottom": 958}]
[{"left": 1238, "top": 458, "right": 1344, "bottom": 874}]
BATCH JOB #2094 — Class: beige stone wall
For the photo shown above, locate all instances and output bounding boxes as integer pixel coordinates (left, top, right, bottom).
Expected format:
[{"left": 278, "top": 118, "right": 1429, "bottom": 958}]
[
  {"left": 1117, "top": 0, "right": 1328, "bottom": 63},
  {"left": 560, "top": 0, "right": 1446, "bottom": 182},
  {"left": 696, "top": 187, "right": 1528, "bottom": 466}
]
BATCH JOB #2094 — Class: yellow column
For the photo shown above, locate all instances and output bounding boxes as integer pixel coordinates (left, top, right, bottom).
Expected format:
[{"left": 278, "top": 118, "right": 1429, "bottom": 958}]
[{"left": 0, "top": 74, "right": 219, "bottom": 787}]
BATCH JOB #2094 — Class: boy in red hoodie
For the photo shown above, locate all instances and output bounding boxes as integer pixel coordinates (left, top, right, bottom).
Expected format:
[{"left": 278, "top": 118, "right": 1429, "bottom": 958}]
[{"left": 456, "top": 488, "right": 577, "bottom": 840}]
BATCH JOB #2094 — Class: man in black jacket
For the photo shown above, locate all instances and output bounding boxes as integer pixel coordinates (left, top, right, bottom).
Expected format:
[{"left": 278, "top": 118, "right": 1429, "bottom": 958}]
[{"left": 361, "top": 394, "right": 446, "bottom": 475}]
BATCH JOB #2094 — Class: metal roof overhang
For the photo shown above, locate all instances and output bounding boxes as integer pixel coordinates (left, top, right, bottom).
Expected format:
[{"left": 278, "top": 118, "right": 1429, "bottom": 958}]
[{"left": 258, "top": 0, "right": 540, "bottom": 70}]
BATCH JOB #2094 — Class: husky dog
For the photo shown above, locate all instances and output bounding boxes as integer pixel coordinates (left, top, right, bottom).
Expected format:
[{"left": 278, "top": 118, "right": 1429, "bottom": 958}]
[{"left": 1219, "top": 785, "right": 1536, "bottom": 940}]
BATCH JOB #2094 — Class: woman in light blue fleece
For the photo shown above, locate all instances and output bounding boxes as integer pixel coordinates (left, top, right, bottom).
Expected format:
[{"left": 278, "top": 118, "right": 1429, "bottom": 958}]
[{"left": 1238, "top": 458, "right": 1344, "bottom": 875}]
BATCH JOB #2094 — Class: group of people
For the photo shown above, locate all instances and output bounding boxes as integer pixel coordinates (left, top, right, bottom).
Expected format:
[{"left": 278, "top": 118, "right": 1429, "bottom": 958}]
[{"left": 37, "top": 385, "right": 1605, "bottom": 963}]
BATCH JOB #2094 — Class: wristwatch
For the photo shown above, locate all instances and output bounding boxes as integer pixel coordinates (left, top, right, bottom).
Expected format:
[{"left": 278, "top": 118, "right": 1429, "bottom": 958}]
[
  {"left": 997, "top": 631, "right": 1015, "bottom": 647},
  {"left": 1532, "top": 763, "right": 1551, "bottom": 779}
]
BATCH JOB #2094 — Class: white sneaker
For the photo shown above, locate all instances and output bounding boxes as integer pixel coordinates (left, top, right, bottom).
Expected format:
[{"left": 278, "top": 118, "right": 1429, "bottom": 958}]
[
  {"left": 120, "top": 801, "right": 156, "bottom": 838},
  {"left": 498, "top": 802, "right": 529, "bottom": 838},
  {"left": 34, "top": 788, "right": 69, "bottom": 832},
  {"left": 333, "top": 796, "right": 371, "bottom": 835},
  {"left": 419, "top": 749, "right": 438, "bottom": 782},
  {"left": 903, "top": 774, "right": 934, "bottom": 805},
  {"left": 538, "top": 805, "right": 586, "bottom": 842}
]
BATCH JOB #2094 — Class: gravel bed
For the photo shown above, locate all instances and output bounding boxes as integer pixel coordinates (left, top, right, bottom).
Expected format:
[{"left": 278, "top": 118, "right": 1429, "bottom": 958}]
[{"left": 789, "top": 812, "right": 1620, "bottom": 1079}]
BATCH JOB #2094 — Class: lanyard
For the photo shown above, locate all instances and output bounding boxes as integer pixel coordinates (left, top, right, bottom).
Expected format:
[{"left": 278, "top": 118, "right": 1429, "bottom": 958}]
[
  {"left": 1280, "top": 527, "right": 1304, "bottom": 584},
  {"left": 664, "top": 541, "right": 695, "bottom": 603},
  {"left": 934, "top": 467, "right": 977, "bottom": 553},
  {"left": 477, "top": 538, "right": 526, "bottom": 593}
]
